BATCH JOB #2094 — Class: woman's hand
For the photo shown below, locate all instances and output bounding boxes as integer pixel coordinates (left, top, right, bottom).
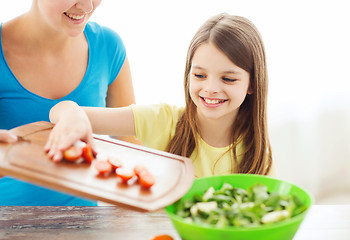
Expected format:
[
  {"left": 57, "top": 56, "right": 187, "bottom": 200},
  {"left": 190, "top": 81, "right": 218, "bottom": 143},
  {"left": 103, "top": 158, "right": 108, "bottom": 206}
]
[
  {"left": 0, "top": 130, "right": 17, "bottom": 178},
  {"left": 0, "top": 130, "right": 18, "bottom": 143},
  {"left": 44, "top": 101, "right": 94, "bottom": 162}
]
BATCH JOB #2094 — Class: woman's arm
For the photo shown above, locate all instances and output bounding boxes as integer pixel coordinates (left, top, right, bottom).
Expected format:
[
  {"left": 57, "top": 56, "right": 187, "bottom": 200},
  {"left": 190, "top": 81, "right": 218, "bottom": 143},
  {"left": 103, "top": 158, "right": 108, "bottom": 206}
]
[
  {"left": 45, "top": 101, "right": 136, "bottom": 162},
  {"left": 106, "top": 57, "right": 135, "bottom": 108}
]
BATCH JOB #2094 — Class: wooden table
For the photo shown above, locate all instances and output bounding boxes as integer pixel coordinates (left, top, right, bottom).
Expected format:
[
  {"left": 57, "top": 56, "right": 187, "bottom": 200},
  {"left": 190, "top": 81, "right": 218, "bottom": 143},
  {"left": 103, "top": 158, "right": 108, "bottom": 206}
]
[{"left": 0, "top": 205, "right": 349, "bottom": 240}]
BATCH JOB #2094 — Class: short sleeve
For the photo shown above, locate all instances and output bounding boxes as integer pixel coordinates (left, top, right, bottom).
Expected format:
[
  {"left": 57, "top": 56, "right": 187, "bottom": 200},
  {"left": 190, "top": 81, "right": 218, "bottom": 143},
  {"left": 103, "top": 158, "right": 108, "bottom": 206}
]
[
  {"left": 84, "top": 22, "right": 126, "bottom": 85},
  {"left": 101, "top": 26, "right": 126, "bottom": 84},
  {"left": 130, "top": 103, "right": 184, "bottom": 151}
]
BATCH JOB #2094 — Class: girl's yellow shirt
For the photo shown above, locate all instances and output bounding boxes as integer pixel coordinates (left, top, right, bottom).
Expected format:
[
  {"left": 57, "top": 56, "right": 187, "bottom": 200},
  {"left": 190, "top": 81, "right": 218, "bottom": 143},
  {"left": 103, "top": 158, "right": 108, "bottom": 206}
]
[{"left": 131, "top": 103, "right": 275, "bottom": 177}]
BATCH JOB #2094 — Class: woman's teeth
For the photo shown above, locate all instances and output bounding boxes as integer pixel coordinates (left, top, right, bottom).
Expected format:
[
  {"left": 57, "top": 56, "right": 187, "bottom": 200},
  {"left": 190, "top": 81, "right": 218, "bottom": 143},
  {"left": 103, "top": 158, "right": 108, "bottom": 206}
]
[{"left": 64, "top": 12, "right": 85, "bottom": 20}]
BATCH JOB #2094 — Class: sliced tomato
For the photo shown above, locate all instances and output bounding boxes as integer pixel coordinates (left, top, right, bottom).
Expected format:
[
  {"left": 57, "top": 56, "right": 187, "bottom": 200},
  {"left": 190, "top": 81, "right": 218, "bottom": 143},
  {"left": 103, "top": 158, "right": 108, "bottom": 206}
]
[
  {"left": 134, "top": 165, "right": 155, "bottom": 189},
  {"left": 107, "top": 156, "right": 122, "bottom": 170},
  {"left": 115, "top": 168, "right": 135, "bottom": 182},
  {"left": 149, "top": 235, "right": 174, "bottom": 240},
  {"left": 82, "top": 144, "right": 94, "bottom": 163},
  {"left": 94, "top": 161, "right": 113, "bottom": 175},
  {"left": 138, "top": 174, "right": 156, "bottom": 189},
  {"left": 63, "top": 145, "right": 83, "bottom": 162}
]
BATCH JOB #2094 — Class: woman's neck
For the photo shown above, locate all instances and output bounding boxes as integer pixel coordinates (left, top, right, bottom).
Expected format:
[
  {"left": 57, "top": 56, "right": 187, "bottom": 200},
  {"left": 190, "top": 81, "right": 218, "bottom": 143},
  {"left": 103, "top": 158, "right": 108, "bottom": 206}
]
[{"left": 8, "top": 12, "right": 78, "bottom": 54}]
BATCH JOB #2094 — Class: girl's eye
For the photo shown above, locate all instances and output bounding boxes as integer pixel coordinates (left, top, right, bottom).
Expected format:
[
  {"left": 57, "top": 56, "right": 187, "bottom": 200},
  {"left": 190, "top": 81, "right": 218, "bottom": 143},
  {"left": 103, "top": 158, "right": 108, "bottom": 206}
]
[
  {"left": 223, "top": 77, "right": 237, "bottom": 82},
  {"left": 194, "top": 74, "right": 205, "bottom": 79}
]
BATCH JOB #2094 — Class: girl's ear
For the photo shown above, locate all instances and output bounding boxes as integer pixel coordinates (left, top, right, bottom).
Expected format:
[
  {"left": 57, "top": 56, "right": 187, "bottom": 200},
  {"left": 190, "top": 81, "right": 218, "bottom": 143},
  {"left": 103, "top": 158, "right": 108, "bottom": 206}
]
[
  {"left": 247, "top": 86, "right": 254, "bottom": 95},
  {"left": 247, "top": 76, "right": 254, "bottom": 95}
]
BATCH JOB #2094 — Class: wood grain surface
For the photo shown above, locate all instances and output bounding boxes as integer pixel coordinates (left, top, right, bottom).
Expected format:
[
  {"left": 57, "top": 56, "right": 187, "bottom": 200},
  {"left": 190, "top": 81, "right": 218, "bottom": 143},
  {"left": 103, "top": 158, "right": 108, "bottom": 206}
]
[
  {"left": 0, "top": 206, "right": 181, "bottom": 240},
  {"left": 1, "top": 205, "right": 350, "bottom": 240}
]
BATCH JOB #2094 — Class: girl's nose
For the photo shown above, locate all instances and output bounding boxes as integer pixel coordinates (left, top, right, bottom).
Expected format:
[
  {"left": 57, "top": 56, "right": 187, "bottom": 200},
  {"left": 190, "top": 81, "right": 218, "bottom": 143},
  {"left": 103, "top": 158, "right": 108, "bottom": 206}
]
[
  {"left": 204, "top": 77, "right": 220, "bottom": 94},
  {"left": 75, "top": 0, "right": 94, "bottom": 13}
]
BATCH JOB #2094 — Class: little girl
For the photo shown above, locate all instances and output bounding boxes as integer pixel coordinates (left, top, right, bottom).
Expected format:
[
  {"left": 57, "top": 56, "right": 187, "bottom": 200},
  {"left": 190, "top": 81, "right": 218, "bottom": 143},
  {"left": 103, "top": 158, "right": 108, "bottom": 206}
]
[{"left": 46, "top": 13, "right": 274, "bottom": 177}]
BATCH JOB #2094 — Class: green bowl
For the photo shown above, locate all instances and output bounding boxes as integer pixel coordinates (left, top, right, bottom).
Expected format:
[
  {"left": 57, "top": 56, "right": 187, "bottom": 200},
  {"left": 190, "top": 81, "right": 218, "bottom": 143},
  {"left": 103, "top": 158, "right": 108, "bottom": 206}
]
[{"left": 164, "top": 174, "right": 313, "bottom": 240}]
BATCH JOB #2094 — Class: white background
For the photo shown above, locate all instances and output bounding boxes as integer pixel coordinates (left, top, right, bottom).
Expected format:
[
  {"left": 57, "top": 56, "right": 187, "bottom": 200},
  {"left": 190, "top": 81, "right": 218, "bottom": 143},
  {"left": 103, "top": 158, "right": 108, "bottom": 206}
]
[{"left": 1, "top": 0, "right": 350, "bottom": 204}]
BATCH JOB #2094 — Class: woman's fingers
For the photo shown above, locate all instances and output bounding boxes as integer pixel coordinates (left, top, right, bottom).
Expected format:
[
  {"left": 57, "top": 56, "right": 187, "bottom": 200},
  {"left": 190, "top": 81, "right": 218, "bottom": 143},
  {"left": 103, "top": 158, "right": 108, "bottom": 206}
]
[{"left": 0, "top": 130, "right": 18, "bottom": 143}]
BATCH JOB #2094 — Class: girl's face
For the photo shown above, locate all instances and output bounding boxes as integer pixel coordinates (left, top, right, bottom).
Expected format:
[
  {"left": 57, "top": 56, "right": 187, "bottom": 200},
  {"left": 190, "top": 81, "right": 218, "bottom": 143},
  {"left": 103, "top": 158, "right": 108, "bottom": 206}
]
[
  {"left": 35, "top": 0, "right": 102, "bottom": 37},
  {"left": 189, "top": 42, "right": 251, "bottom": 124}
]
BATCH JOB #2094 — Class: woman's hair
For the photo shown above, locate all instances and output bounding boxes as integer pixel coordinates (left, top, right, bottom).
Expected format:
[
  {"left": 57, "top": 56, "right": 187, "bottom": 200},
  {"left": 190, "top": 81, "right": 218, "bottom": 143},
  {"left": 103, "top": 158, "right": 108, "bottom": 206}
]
[{"left": 166, "top": 13, "right": 272, "bottom": 175}]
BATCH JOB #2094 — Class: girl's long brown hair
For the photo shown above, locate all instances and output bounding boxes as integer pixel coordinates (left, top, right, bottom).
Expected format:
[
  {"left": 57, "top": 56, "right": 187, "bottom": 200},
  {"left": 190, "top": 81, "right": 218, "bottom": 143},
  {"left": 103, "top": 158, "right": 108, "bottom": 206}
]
[{"left": 166, "top": 13, "right": 272, "bottom": 175}]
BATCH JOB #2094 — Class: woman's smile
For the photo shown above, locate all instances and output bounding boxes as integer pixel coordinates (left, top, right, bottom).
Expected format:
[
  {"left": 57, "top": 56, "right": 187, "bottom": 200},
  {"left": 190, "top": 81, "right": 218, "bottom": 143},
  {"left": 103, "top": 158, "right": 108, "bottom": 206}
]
[{"left": 64, "top": 12, "right": 86, "bottom": 23}]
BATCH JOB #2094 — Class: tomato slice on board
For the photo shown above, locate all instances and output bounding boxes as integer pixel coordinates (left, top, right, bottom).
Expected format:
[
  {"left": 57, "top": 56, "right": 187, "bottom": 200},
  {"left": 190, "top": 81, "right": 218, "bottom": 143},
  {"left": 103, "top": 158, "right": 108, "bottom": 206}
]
[
  {"left": 107, "top": 156, "right": 122, "bottom": 170},
  {"left": 82, "top": 144, "right": 94, "bottom": 163},
  {"left": 134, "top": 165, "right": 155, "bottom": 189},
  {"left": 149, "top": 235, "right": 174, "bottom": 240},
  {"left": 94, "top": 161, "right": 113, "bottom": 175},
  {"left": 63, "top": 146, "right": 83, "bottom": 162},
  {"left": 115, "top": 168, "right": 135, "bottom": 182}
]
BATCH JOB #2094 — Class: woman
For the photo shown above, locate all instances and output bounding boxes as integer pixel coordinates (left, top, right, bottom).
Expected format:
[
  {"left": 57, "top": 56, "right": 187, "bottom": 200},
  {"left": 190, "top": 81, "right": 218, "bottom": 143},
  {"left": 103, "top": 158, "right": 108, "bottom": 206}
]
[{"left": 0, "top": 0, "right": 135, "bottom": 205}]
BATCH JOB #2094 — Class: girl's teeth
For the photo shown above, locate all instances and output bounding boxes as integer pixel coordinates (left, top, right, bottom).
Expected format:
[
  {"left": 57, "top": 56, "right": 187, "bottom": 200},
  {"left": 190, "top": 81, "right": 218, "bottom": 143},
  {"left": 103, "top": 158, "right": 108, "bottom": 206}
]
[{"left": 204, "top": 98, "right": 223, "bottom": 104}]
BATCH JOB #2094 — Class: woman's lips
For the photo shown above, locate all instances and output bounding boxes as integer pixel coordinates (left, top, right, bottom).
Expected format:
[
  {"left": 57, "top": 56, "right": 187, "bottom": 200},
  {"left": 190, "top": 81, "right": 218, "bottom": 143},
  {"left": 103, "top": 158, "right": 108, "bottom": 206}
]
[{"left": 64, "top": 12, "right": 86, "bottom": 23}]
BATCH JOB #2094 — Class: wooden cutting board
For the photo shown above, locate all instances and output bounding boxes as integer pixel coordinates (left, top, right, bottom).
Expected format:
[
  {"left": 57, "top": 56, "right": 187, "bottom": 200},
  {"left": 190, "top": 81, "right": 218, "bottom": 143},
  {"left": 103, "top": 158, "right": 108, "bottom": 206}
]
[{"left": 0, "top": 121, "right": 194, "bottom": 211}]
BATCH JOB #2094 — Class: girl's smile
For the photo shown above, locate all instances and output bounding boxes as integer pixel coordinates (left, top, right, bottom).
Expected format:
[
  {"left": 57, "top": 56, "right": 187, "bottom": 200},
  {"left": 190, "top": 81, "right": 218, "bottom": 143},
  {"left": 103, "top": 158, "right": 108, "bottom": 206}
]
[{"left": 200, "top": 97, "right": 228, "bottom": 108}]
